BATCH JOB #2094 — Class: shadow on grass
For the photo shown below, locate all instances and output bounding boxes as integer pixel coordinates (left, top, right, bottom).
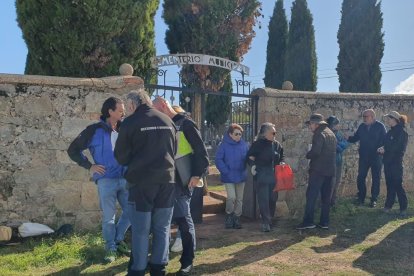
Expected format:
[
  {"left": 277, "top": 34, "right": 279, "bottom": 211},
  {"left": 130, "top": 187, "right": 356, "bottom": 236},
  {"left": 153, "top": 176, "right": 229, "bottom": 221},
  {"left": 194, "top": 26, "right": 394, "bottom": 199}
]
[
  {"left": 192, "top": 214, "right": 306, "bottom": 274},
  {"left": 45, "top": 243, "right": 129, "bottom": 276},
  {"left": 353, "top": 221, "right": 414, "bottom": 275},
  {"left": 312, "top": 197, "right": 412, "bottom": 253}
]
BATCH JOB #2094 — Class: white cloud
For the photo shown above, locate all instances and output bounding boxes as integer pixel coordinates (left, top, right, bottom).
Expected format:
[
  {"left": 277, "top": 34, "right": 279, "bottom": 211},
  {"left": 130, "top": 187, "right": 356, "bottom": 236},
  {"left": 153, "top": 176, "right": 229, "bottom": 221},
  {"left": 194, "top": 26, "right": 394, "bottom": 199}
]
[{"left": 394, "top": 74, "right": 414, "bottom": 94}]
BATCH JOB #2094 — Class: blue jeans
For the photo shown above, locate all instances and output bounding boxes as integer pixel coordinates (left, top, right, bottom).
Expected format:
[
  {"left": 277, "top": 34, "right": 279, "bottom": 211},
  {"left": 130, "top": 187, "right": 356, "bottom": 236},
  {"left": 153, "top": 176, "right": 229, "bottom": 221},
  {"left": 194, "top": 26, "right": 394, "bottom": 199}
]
[
  {"left": 173, "top": 189, "right": 196, "bottom": 267},
  {"left": 127, "top": 183, "right": 175, "bottom": 275},
  {"left": 97, "top": 178, "right": 130, "bottom": 251},
  {"left": 128, "top": 203, "right": 173, "bottom": 273}
]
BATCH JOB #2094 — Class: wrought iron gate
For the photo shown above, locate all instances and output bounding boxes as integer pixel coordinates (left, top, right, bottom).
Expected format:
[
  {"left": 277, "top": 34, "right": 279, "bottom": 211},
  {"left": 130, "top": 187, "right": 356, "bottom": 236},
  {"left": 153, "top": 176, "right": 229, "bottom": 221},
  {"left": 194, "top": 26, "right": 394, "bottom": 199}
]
[{"left": 144, "top": 69, "right": 258, "bottom": 147}]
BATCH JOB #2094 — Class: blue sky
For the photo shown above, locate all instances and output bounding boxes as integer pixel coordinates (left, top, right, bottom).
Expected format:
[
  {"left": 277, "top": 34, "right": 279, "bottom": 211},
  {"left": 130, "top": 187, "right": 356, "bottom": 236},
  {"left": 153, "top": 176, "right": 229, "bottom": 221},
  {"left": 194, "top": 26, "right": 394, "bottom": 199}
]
[{"left": 1, "top": 0, "right": 414, "bottom": 93}]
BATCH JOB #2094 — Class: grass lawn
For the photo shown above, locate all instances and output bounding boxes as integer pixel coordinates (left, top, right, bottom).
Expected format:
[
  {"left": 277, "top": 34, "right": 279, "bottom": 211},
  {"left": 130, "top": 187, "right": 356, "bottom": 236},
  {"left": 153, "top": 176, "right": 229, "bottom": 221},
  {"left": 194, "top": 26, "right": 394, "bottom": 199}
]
[{"left": 1, "top": 193, "right": 414, "bottom": 275}]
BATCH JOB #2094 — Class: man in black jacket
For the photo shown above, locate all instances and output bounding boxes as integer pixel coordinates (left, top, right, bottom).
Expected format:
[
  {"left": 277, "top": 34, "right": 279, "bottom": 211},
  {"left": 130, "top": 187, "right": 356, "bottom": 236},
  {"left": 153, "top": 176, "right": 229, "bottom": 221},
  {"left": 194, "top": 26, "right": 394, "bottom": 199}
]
[
  {"left": 346, "top": 109, "right": 386, "bottom": 207},
  {"left": 297, "top": 114, "right": 337, "bottom": 230},
  {"left": 114, "top": 90, "right": 177, "bottom": 276},
  {"left": 153, "top": 97, "right": 209, "bottom": 276}
]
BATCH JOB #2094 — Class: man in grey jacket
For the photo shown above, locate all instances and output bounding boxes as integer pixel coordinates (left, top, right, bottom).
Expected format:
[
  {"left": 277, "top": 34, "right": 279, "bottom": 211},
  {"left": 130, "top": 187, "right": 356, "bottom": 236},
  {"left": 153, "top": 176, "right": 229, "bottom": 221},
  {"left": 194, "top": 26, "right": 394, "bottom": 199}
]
[{"left": 297, "top": 114, "right": 337, "bottom": 230}]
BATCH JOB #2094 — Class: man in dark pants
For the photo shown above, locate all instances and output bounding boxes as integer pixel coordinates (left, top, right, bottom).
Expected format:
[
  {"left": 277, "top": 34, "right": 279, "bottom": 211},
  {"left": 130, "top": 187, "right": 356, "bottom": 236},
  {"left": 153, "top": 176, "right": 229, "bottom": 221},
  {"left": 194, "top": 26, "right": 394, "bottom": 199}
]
[
  {"left": 297, "top": 114, "right": 336, "bottom": 230},
  {"left": 346, "top": 109, "right": 386, "bottom": 207},
  {"left": 114, "top": 90, "right": 177, "bottom": 276},
  {"left": 153, "top": 97, "right": 209, "bottom": 276}
]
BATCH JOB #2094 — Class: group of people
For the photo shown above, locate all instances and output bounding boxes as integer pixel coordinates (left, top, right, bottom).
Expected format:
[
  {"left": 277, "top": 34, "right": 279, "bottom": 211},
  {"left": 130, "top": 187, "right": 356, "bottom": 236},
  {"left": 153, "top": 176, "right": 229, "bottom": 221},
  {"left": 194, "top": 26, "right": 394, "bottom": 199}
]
[
  {"left": 68, "top": 90, "right": 208, "bottom": 276},
  {"left": 215, "top": 109, "right": 409, "bottom": 232},
  {"left": 67, "top": 88, "right": 409, "bottom": 276}
]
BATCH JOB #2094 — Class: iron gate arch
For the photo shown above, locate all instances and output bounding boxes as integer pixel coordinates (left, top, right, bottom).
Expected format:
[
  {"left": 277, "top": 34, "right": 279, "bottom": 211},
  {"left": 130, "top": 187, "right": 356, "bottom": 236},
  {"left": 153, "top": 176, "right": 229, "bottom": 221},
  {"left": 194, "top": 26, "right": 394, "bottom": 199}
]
[{"left": 144, "top": 69, "right": 258, "bottom": 160}]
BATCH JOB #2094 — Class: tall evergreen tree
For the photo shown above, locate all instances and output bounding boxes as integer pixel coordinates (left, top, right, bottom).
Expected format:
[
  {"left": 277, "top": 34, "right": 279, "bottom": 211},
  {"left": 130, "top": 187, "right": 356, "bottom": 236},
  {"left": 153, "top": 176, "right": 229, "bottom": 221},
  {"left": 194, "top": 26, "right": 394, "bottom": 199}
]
[
  {"left": 284, "top": 0, "right": 317, "bottom": 91},
  {"left": 16, "top": 0, "right": 158, "bottom": 78},
  {"left": 337, "top": 0, "right": 384, "bottom": 93},
  {"left": 163, "top": 0, "right": 260, "bottom": 127},
  {"left": 205, "top": 75, "right": 232, "bottom": 128},
  {"left": 264, "top": 0, "right": 288, "bottom": 89}
]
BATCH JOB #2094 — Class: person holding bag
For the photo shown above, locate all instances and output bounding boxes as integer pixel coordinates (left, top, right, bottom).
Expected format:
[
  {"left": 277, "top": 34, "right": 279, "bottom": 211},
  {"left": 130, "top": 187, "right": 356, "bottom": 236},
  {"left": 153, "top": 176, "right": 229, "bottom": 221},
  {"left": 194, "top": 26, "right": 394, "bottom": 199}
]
[{"left": 247, "top": 122, "right": 284, "bottom": 232}]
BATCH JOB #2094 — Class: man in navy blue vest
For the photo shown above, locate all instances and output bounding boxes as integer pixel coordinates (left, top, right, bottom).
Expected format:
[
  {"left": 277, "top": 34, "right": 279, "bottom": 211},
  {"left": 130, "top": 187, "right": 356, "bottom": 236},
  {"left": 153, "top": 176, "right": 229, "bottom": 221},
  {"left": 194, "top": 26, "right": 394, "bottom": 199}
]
[{"left": 346, "top": 109, "right": 386, "bottom": 207}]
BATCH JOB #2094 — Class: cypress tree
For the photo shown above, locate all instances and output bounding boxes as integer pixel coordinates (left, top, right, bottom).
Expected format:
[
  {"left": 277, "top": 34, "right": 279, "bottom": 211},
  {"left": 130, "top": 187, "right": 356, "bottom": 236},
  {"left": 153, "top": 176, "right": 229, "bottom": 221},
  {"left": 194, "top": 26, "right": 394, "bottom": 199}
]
[
  {"left": 205, "top": 75, "right": 232, "bottom": 129},
  {"left": 284, "top": 0, "right": 317, "bottom": 91},
  {"left": 163, "top": 0, "right": 260, "bottom": 128},
  {"left": 264, "top": 0, "right": 288, "bottom": 89},
  {"left": 16, "top": 0, "right": 158, "bottom": 78},
  {"left": 337, "top": 0, "right": 384, "bottom": 93}
]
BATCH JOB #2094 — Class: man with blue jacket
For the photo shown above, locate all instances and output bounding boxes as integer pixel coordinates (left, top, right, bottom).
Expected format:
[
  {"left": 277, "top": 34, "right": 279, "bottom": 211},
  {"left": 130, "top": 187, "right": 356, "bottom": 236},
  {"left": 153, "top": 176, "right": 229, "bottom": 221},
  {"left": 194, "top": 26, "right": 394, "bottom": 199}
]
[
  {"left": 68, "top": 97, "right": 130, "bottom": 263},
  {"left": 346, "top": 109, "right": 386, "bottom": 207}
]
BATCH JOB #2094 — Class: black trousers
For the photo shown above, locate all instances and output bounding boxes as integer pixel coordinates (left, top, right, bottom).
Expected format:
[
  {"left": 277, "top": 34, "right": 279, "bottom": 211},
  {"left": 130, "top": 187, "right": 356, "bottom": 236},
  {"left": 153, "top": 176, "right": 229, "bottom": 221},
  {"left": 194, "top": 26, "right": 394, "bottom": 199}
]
[
  {"left": 384, "top": 163, "right": 408, "bottom": 211},
  {"left": 303, "top": 173, "right": 333, "bottom": 225},
  {"left": 256, "top": 167, "right": 278, "bottom": 225},
  {"left": 357, "top": 156, "right": 382, "bottom": 202}
]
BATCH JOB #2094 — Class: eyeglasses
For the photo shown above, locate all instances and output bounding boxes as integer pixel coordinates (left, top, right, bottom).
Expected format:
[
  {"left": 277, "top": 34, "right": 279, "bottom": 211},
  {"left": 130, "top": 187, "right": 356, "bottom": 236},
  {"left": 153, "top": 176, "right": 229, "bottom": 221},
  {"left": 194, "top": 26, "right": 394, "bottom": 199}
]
[{"left": 233, "top": 132, "right": 242, "bottom": 136}]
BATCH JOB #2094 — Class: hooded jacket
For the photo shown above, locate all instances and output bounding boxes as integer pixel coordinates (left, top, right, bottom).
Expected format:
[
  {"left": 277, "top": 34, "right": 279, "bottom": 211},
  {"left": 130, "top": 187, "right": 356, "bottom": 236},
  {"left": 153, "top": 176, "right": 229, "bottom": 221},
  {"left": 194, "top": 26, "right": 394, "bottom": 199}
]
[
  {"left": 114, "top": 104, "right": 177, "bottom": 188},
  {"left": 215, "top": 133, "right": 249, "bottom": 183},
  {"left": 67, "top": 118, "right": 125, "bottom": 182},
  {"left": 306, "top": 124, "right": 337, "bottom": 176}
]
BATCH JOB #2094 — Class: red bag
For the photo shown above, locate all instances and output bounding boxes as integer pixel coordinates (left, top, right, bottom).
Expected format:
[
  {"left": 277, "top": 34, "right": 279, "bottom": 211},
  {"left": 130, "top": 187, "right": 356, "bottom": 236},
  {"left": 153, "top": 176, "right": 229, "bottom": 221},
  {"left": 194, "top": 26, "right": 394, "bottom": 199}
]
[{"left": 273, "top": 164, "right": 295, "bottom": 192}]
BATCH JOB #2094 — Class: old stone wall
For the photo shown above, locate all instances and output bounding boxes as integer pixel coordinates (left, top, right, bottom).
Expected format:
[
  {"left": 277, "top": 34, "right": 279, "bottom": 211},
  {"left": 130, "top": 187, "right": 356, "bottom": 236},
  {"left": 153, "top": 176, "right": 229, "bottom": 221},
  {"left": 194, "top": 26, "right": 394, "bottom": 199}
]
[
  {"left": 254, "top": 88, "right": 414, "bottom": 216},
  {"left": 0, "top": 73, "right": 143, "bottom": 230}
]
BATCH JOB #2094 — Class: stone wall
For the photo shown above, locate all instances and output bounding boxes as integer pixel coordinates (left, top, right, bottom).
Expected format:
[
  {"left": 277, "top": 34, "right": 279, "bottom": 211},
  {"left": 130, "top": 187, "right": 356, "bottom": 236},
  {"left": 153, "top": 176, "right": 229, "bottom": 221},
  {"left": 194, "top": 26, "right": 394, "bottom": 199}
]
[
  {"left": 254, "top": 88, "right": 414, "bottom": 217},
  {"left": 0, "top": 73, "right": 143, "bottom": 230}
]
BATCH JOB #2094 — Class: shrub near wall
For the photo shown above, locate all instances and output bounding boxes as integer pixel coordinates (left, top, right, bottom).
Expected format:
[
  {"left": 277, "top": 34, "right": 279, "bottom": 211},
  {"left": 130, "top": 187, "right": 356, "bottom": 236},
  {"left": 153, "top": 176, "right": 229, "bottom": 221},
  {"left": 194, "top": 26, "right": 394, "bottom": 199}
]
[
  {"left": 0, "top": 73, "right": 143, "bottom": 230},
  {"left": 254, "top": 88, "right": 414, "bottom": 215}
]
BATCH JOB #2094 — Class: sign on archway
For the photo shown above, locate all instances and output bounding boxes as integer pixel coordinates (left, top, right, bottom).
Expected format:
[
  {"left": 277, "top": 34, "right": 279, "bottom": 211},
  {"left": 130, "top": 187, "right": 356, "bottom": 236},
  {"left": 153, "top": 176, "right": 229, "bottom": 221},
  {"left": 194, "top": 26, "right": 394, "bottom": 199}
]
[{"left": 151, "top": 53, "right": 250, "bottom": 75}]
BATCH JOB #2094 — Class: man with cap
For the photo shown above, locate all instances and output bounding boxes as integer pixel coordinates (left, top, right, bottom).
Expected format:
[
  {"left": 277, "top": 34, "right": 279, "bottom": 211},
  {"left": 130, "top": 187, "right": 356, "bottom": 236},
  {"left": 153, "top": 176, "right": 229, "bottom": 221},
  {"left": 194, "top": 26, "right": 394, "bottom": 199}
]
[
  {"left": 297, "top": 114, "right": 337, "bottom": 230},
  {"left": 326, "top": 116, "right": 349, "bottom": 207},
  {"left": 346, "top": 109, "right": 386, "bottom": 207}
]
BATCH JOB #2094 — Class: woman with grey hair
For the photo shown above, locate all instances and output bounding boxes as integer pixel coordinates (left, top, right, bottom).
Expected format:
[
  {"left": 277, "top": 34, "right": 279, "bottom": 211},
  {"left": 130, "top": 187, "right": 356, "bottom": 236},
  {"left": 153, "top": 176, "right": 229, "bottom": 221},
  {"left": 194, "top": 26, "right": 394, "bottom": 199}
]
[{"left": 247, "top": 122, "right": 284, "bottom": 232}]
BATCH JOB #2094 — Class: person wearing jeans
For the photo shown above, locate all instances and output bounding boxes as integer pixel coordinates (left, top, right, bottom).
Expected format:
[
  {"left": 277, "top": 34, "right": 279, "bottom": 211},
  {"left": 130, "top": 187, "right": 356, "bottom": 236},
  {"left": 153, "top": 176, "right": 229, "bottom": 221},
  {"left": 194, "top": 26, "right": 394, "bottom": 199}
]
[
  {"left": 247, "top": 122, "right": 284, "bottom": 232},
  {"left": 68, "top": 97, "right": 130, "bottom": 263},
  {"left": 115, "top": 90, "right": 177, "bottom": 276},
  {"left": 153, "top": 99, "right": 209, "bottom": 276},
  {"left": 215, "top": 124, "right": 249, "bottom": 229},
  {"left": 97, "top": 178, "right": 130, "bottom": 253},
  {"left": 297, "top": 114, "right": 336, "bottom": 230}
]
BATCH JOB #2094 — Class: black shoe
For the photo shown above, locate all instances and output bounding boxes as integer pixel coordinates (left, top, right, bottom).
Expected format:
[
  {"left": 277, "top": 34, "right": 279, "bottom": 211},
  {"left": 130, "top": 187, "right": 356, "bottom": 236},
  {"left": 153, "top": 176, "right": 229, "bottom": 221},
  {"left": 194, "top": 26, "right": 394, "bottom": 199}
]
[
  {"left": 177, "top": 264, "right": 193, "bottom": 276},
  {"left": 296, "top": 223, "right": 316, "bottom": 230},
  {"left": 225, "top": 214, "right": 233, "bottom": 229},
  {"left": 233, "top": 215, "right": 242, "bottom": 229},
  {"left": 398, "top": 210, "right": 407, "bottom": 219},
  {"left": 369, "top": 201, "right": 377, "bottom": 208},
  {"left": 261, "top": 224, "right": 271, "bottom": 232},
  {"left": 317, "top": 223, "right": 329, "bottom": 230}
]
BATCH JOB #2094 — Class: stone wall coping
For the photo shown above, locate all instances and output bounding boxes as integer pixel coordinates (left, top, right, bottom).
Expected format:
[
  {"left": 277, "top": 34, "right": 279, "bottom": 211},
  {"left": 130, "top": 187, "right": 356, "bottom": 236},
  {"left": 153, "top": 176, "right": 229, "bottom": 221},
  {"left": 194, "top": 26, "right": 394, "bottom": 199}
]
[
  {"left": 253, "top": 87, "right": 414, "bottom": 100},
  {"left": 0, "top": 73, "right": 144, "bottom": 90}
]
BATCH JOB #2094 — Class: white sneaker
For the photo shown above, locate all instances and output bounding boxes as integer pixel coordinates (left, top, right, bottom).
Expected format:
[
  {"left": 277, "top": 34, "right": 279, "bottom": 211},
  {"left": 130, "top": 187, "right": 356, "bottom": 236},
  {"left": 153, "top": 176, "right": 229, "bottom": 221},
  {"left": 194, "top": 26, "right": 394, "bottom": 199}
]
[{"left": 171, "top": 237, "right": 183, "bottom": 252}]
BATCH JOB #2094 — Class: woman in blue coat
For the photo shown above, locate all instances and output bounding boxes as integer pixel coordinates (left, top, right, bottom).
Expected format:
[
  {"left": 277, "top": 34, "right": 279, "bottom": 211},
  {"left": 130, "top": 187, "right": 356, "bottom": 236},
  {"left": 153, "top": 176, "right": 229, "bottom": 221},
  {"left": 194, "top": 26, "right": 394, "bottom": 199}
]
[{"left": 215, "top": 124, "right": 249, "bottom": 229}]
